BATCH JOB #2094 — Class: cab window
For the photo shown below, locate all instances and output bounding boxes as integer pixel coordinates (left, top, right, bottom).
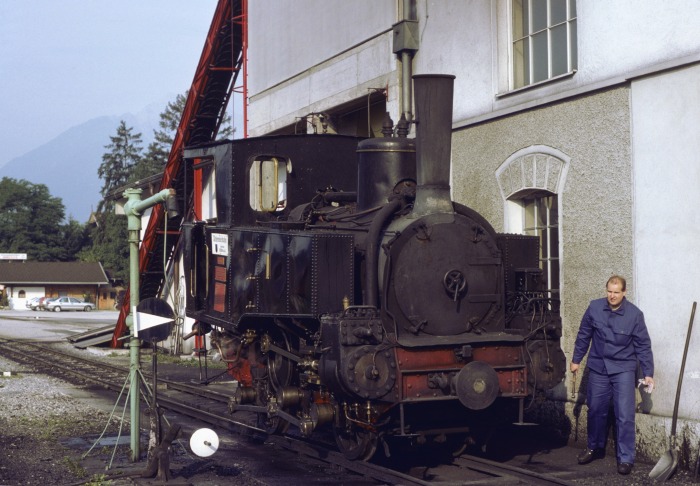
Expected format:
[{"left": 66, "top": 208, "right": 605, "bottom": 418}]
[{"left": 249, "top": 157, "right": 290, "bottom": 212}]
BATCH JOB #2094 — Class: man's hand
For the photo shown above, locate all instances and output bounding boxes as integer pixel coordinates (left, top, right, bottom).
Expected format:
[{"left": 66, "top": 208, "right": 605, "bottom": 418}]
[{"left": 570, "top": 362, "right": 580, "bottom": 374}]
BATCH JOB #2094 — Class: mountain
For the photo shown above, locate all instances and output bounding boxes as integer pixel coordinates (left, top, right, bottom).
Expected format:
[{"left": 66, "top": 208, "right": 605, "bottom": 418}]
[{"left": 0, "top": 108, "right": 163, "bottom": 222}]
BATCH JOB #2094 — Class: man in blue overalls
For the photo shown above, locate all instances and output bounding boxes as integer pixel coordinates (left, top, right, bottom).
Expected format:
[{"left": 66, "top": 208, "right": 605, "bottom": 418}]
[{"left": 570, "top": 275, "right": 654, "bottom": 475}]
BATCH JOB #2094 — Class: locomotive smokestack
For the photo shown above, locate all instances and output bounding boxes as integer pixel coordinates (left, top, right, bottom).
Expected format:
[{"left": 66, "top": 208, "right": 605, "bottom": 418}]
[{"left": 411, "top": 74, "right": 455, "bottom": 217}]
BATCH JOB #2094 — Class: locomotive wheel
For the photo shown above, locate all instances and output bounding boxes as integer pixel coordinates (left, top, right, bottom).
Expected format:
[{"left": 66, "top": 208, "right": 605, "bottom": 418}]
[
  {"left": 257, "top": 409, "right": 290, "bottom": 435},
  {"left": 333, "top": 425, "right": 378, "bottom": 461},
  {"left": 250, "top": 329, "right": 295, "bottom": 435},
  {"left": 265, "top": 330, "right": 294, "bottom": 392},
  {"left": 253, "top": 376, "right": 291, "bottom": 435}
]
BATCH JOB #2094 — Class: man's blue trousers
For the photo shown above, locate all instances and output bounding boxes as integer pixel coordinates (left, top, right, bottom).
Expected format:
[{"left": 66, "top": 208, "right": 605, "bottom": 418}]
[{"left": 586, "top": 368, "right": 637, "bottom": 463}]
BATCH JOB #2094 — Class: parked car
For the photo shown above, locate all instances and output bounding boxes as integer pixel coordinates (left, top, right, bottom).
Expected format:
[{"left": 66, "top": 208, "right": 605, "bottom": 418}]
[
  {"left": 35, "top": 296, "right": 57, "bottom": 311},
  {"left": 26, "top": 297, "right": 42, "bottom": 310},
  {"left": 45, "top": 297, "right": 95, "bottom": 312}
]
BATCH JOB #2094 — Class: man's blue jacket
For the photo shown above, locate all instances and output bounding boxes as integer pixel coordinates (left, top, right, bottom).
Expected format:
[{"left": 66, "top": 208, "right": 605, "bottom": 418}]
[{"left": 573, "top": 297, "right": 654, "bottom": 377}]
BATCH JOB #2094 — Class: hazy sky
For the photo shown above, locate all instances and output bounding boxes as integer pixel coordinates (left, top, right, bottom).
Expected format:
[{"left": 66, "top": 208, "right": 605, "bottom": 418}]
[{"left": 0, "top": 0, "right": 219, "bottom": 166}]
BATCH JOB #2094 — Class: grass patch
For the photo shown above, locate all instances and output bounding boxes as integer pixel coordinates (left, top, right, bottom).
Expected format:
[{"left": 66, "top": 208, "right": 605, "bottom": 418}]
[
  {"left": 63, "top": 456, "right": 88, "bottom": 478},
  {"left": 84, "top": 473, "right": 113, "bottom": 485}
]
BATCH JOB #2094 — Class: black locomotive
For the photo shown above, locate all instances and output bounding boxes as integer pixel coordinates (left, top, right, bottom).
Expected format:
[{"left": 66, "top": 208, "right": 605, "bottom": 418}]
[{"left": 182, "top": 74, "right": 566, "bottom": 460}]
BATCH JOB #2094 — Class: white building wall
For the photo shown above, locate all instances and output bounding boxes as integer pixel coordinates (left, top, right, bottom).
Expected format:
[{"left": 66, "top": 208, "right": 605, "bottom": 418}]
[
  {"left": 247, "top": 0, "right": 395, "bottom": 93},
  {"left": 247, "top": 1, "right": 397, "bottom": 135},
  {"left": 412, "top": 1, "right": 495, "bottom": 120},
  {"left": 248, "top": 1, "right": 700, "bottom": 133},
  {"left": 631, "top": 63, "right": 700, "bottom": 419},
  {"left": 8, "top": 286, "right": 43, "bottom": 310},
  {"left": 575, "top": 1, "right": 700, "bottom": 83}
]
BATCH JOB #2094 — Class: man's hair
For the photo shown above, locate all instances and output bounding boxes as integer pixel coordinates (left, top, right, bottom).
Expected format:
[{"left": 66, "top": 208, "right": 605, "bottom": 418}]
[{"left": 607, "top": 275, "right": 627, "bottom": 291}]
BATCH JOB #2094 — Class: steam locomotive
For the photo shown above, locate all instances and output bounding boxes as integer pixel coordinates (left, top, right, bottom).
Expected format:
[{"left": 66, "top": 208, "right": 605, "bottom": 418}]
[{"left": 182, "top": 75, "right": 566, "bottom": 460}]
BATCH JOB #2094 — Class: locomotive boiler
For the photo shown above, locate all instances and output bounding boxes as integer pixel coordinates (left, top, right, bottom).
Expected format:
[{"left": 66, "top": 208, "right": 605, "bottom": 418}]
[{"left": 182, "top": 74, "right": 566, "bottom": 460}]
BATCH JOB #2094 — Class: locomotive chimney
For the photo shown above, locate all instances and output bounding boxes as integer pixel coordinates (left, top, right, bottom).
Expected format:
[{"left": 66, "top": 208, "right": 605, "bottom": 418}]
[{"left": 411, "top": 74, "right": 456, "bottom": 218}]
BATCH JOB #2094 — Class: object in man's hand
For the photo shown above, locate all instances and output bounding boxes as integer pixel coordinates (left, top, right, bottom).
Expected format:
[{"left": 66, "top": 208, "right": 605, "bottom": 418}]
[{"left": 638, "top": 379, "right": 653, "bottom": 394}]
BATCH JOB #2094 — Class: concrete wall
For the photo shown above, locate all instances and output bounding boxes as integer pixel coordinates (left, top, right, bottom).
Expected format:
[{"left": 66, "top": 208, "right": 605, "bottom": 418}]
[
  {"left": 247, "top": 0, "right": 398, "bottom": 135},
  {"left": 412, "top": 1, "right": 495, "bottom": 120}
]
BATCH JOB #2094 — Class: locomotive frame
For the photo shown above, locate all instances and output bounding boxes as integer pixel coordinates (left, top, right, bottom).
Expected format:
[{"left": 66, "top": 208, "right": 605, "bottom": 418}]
[{"left": 181, "top": 75, "right": 566, "bottom": 460}]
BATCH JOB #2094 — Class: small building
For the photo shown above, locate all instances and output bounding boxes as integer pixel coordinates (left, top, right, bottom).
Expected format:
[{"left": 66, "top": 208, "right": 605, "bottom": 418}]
[{"left": 0, "top": 261, "right": 111, "bottom": 310}]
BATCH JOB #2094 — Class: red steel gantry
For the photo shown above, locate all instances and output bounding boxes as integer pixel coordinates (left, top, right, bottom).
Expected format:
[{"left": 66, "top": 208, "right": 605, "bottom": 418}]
[{"left": 111, "top": 0, "right": 247, "bottom": 347}]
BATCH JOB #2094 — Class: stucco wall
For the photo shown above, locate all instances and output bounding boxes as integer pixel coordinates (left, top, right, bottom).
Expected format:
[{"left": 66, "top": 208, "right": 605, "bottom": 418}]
[{"left": 452, "top": 87, "right": 634, "bottom": 380}]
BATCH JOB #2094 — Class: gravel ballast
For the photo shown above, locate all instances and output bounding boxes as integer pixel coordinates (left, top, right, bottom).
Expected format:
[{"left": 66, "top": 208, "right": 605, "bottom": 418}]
[{"left": 0, "top": 355, "right": 136, "bottom": 485}]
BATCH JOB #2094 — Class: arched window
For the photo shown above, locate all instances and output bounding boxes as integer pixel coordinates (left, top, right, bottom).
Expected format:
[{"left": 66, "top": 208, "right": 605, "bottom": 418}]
[{"left": 496, "top": 146, "right": 569, "bottom": 301}]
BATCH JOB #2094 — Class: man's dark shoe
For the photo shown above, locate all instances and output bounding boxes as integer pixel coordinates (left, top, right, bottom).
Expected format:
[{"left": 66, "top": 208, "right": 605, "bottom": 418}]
[
  {"left": 577, "top": 448, "right": 605, "bottom": 464},
  {"left": 617, "top": 462, "right": 633, "bottom": 475}
]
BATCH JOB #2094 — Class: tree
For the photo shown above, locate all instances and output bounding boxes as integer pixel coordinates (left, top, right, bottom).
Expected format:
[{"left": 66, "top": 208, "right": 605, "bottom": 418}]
[
  {"left": 0, "top": 177, "right": 87, "bottom": 261},
  {"left": 88, "top": 121, "right": 143, "bottom": 279},
  {"left": 128, "top": 94, "right": 187, "bottom": 184},
  {"left": 97, "top": 121, "right": 143, "bottom": 211},
  {"left": 62, "top": 218, "right": 91, "bottom": 259},
  {"left": 156, "top": 93, "right": 189, "bottom": 151},
  {"left": 80, "top": 211, "right": 129, "bottom": 282}
]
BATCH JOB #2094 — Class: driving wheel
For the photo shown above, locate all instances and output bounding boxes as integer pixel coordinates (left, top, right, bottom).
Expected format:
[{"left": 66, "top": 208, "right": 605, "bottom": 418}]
[
  {"left": 250, "top": 330, "right": 294, "bottom": 434},
  {"left": 333, "top": 423, "right": 378, "bottom": 461}
]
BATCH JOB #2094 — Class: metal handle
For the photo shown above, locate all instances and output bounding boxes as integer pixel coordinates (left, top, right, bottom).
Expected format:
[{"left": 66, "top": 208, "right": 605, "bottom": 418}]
[
  {"left": 670, "top": 301, "right": 696, "bottom": 436},
  {"left": 204, "top": 243, "right": 210, "bottom": 298}
]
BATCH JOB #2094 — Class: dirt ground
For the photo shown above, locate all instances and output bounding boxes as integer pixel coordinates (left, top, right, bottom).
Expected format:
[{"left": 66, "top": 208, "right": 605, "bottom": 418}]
[{"left": 0, "top": 351, "right": 372, "bottom": 486}]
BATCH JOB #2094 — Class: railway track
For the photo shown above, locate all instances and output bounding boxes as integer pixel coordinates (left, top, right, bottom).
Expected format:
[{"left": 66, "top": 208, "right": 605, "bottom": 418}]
[{"left": 0, "top": 338, "right": 577, "bottom": 485}]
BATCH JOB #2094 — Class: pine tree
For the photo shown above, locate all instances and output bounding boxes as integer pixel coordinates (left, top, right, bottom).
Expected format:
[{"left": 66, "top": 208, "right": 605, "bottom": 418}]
[
  {"left": 97, "top": 121, "right": 143, "bottom": 211},
  {"left": 128, "top": 94, "right": 186, "bottom": 184},
  {"left": 88, "top": 121, "right": 143, "bottom": 280}
]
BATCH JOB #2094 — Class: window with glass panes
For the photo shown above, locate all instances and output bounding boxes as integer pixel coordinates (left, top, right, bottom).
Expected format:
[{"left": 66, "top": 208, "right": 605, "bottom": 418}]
[
  {"left": 512, "top": 0, "right": 577, "bottom": 89},
  {"left": 521, "top": 193, "right": 559, "bottom": 301}
]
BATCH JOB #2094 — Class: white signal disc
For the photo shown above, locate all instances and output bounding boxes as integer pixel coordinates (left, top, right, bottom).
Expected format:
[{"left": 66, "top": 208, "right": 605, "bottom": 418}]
[{"left": 190, "top": 428, "right": 220, "bottom": 457}]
